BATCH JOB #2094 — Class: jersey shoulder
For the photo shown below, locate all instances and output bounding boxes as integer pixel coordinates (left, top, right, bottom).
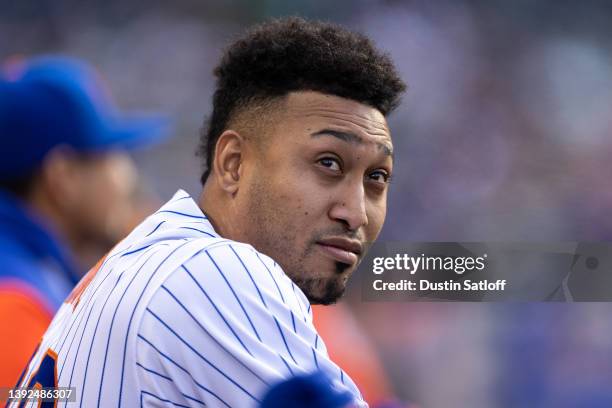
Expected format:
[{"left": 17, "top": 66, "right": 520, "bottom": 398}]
[{"left": 135, "top": 237, "right": 312, "bottom": 344}]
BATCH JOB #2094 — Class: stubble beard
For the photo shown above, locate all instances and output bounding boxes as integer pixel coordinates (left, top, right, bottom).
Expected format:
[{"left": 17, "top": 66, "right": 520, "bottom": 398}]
[
  {"left": 245, "top": 179, "right": 349, "bottom": 305},
  {"left": 289, "top": 259, "right": 350, "bottom": 305}
]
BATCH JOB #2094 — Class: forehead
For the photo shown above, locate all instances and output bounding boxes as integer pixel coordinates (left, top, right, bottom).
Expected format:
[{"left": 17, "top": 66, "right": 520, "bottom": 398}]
[{"left": 280, "top": 91, "right": 391, "bottom": 143}]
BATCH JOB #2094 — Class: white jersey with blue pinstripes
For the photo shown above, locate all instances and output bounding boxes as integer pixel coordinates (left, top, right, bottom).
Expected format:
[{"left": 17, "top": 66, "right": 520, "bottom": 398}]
[{"left": 12, "top": 190, "right": 366, "bottom": 408}]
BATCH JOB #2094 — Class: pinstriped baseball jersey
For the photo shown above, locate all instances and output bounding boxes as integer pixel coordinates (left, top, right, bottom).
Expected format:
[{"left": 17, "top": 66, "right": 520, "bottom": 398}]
[{"left": 11, "top": 190, "right": 366, "bottom": 408}]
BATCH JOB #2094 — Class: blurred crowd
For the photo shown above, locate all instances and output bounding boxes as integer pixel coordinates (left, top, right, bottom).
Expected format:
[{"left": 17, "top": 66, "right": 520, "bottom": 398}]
[{"left": 2, "top": 0, "right": 612, "bottom": 407}]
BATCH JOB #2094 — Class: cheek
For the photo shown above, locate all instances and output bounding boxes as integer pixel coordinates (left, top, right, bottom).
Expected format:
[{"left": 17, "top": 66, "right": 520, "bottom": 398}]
[
  {"left": 249, "top": 162, "right": 308, "bottom": 212},
  {"left": 244, "top": 177, "right": 308, "bottom": 244},
  {"left": 280, "top": 182, "right": 330, "bottom": 229},
  {"left": 88, "top": 166, "right": 132, "bottom": 209},
  {"left": 75, "top": 175, "right": 116, "bottom": 225},
  {"left": 76, "top": 158, "right": 138, "bottom": 236},
  {"left": 244, "top": 157, "right": 331, "bottom": 246}
]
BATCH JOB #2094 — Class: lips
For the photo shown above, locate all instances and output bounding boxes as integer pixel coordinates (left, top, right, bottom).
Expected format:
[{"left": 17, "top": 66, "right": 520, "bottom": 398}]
[{"left": 316, "top": 237, "right": 363, "bottom": 266}]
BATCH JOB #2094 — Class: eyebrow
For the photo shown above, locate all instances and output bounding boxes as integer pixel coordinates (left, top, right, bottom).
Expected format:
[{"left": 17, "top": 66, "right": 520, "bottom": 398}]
[{"left": 310, "top": 129, "right": 393, "bottom": 157}]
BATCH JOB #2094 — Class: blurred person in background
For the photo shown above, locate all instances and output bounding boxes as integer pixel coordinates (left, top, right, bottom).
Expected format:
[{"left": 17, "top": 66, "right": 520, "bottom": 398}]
[{"left": 0, "top": 56, "right": 167, "bottom": 387}]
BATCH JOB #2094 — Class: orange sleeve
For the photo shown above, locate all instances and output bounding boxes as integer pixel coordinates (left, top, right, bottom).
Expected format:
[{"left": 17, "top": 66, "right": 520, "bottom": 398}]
[{"left": 0, "top": 288, "right": 52, "bottom": 388}]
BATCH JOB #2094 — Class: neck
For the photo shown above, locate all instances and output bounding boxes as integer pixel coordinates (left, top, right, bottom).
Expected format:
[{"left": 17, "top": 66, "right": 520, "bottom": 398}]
[{"left": 198, "top": 181, "right": 236, "bottom": 240}]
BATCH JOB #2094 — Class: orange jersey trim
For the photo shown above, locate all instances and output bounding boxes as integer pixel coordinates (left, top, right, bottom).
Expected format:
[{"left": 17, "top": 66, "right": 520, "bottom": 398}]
[{"left": 0, "top": 282, "right": 53, "bottom": 388}]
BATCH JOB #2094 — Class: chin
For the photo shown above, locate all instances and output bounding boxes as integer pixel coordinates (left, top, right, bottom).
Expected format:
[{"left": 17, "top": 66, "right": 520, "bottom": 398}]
[
  {"left": 303, "top": 276, "right": 347, "bottom": 305},
  {"left": 288, "top": 259, "right": 351, "bottom": 305},
  {"left": 310, "top": 296, "right": 342, "bottom": 306}
]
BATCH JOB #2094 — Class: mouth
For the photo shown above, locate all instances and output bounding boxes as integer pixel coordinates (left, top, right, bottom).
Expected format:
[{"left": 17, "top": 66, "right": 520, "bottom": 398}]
[{"left": 315, "top": 237, "right": 363, "bottom": 267}]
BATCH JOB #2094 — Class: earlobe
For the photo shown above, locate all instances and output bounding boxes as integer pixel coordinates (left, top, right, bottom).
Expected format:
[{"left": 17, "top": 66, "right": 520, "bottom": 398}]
[{"left": 213, "top": 130, "right": 245, "bottom": 196}]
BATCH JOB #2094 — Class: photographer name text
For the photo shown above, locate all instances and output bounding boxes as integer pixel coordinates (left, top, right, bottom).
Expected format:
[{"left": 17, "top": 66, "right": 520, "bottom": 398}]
[{"left": 373, "top": 279, "right": 507, "bottom": 292}]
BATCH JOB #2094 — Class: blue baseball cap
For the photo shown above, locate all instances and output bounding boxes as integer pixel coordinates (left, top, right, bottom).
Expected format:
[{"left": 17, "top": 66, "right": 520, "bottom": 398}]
[{"left": 0, "top": 56, "right": 170, "bottom": 179}]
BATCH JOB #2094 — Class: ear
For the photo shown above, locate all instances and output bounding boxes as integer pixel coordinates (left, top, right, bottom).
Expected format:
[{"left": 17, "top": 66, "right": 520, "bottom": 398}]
[{"left": 212, "top": 130, "right": 246, "bottom": 196}]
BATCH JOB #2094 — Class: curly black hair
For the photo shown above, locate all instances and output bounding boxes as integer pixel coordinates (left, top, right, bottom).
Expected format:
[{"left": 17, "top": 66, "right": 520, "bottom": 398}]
[{"left": 198, "top": 17, "right": 406, "bottom": 184}]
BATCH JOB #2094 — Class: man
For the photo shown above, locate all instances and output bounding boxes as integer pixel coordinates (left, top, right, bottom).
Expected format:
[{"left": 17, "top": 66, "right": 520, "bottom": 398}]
[
  {"left": 0, "top": 56, "right": 167, "bottom": 387},
  {"left": 11, "top": 18, "right": 405, "bottom": 407}
]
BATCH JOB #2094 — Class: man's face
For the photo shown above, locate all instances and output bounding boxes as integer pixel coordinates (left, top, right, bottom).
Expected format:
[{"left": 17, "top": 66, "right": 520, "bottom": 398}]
[
  {"left": 238, "top": 91, "right": 393, "bottom": 304},
  {"left": 63, "top": 151, "right": 140, "bottom": 267}
]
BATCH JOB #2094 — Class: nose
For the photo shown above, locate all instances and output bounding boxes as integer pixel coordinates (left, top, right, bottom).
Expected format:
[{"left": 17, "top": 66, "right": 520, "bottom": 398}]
[{"left": 328, "top": 181, "right": 368, "bottom": 231}]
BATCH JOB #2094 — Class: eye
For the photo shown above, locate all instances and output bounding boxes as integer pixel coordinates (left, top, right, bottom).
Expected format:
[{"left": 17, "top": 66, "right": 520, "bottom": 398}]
[
  {"left": 368, "top": 170, "right": 390, "bottom": 184},
  {"left": 317, "top": 157, "right": 342, "bottom": 172}
]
